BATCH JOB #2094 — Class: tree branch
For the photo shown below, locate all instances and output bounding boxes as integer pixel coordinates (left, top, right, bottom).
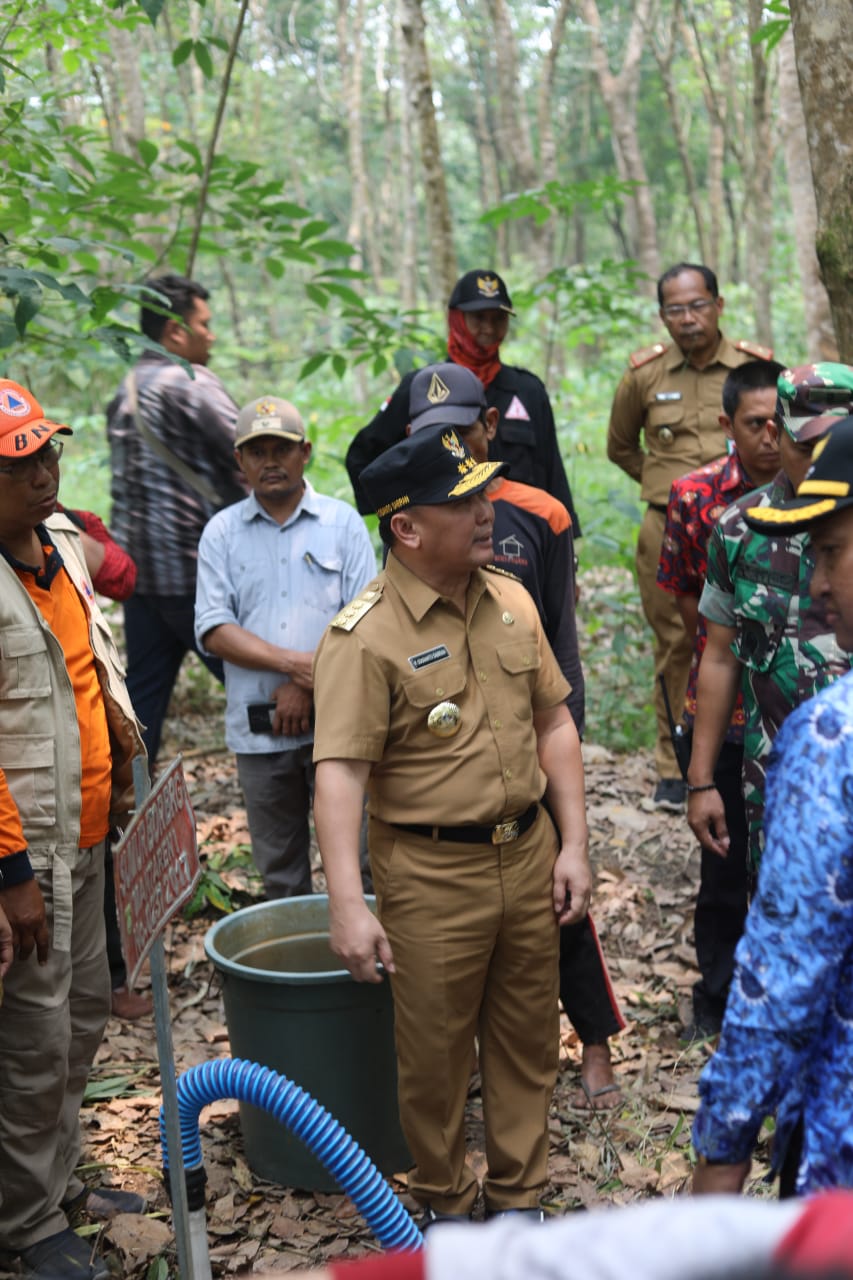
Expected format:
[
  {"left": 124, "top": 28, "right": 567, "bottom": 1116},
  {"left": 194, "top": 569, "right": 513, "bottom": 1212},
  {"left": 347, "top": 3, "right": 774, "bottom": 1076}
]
[{"left": 185, "top": 0, "right": 250, "bottom": 277}]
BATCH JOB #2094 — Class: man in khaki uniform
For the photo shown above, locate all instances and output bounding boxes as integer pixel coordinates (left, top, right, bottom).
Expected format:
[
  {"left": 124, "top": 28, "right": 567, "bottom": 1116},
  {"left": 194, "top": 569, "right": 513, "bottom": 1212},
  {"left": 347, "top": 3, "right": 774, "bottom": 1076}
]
[
  {"left": 607, "top": 262, "right": 772, "bottom": 810},
  {"left": 312, "top": 426, "right": 590, "bottom": 1226}
]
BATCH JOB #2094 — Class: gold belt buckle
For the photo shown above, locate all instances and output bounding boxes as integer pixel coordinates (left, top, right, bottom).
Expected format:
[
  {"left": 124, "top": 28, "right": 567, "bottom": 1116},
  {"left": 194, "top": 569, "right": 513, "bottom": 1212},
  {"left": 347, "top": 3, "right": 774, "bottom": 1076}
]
[{"left": 491, "top": 818, "right": 520, "bottom": 845}]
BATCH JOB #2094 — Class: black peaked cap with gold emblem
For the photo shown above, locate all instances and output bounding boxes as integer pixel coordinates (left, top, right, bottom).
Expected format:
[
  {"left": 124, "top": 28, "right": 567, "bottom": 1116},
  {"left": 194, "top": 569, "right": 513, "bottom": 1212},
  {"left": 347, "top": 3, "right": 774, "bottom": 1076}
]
[
  {"left": 448, "top": 269, "right": 514, "bottom": 314},
  {"left": 744, "top": 415, "right": 853, "bottom": 534},
  {"left": 360, "top": 427, "right": 506, "bottom": 519}
]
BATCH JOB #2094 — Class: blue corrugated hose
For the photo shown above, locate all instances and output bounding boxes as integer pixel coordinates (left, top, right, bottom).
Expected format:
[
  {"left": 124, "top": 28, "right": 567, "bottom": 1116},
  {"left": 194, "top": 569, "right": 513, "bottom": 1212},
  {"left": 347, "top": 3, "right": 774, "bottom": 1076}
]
[{"left": 160, "top": 1057, "right": 423, "bottom": 1252}]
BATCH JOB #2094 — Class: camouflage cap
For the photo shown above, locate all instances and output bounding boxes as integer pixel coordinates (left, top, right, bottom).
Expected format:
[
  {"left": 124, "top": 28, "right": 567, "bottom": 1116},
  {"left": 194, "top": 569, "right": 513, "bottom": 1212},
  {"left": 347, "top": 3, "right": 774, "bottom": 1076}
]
[
  {"left": 744, "top": 415, "right": 853, "bottom": 533},
  {"left": 777, "top": 362, "right": 853, "bottom": 444}
]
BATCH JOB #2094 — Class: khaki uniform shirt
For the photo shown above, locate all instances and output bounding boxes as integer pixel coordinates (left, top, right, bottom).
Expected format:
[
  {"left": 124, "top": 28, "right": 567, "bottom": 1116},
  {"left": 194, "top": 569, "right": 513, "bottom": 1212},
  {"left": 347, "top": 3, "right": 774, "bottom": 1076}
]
[
  {"left": 312, "top": 553, "right": 570, "bottom": 825},
  {"left": 607, "top": 333, "right": 770, "bottom": 505}
]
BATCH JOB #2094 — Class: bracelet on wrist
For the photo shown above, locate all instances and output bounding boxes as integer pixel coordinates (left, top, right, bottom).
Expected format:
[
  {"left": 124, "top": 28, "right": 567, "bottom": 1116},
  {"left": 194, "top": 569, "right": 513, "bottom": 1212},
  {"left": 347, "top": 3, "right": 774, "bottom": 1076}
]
[{"left": 686, "top": 782, "right": 717, "bottom": 794}]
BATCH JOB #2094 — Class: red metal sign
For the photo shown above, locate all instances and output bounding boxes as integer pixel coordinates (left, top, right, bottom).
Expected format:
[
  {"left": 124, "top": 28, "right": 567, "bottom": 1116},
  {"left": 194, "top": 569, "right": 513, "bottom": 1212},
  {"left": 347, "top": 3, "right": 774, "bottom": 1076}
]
[{"left": 113, "top": 758, "right": 201, "bottom": 989}]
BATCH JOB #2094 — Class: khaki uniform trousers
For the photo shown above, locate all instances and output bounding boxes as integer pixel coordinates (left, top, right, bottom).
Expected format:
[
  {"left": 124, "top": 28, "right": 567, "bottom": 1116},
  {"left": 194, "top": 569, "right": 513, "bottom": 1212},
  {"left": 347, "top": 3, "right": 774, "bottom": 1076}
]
[
  {"left": 369, "top": 807, "right": 559, "bottom": 1216},
  {"left": 0, "top": 842, "right": 111, "bottom": 1251},
  {"left": 636, "top": 506, "right": 694, "bottom": 779}
]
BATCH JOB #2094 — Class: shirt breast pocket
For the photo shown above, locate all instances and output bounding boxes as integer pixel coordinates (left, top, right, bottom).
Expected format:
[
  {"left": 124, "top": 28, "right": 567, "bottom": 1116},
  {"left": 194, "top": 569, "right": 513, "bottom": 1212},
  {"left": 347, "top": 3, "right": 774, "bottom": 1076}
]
[
  {"left": 400, "top": 661, "right": 467, "bottom": 723},
  {"left": 647, "top": 401, "right": 686, "bottom": 441},
  {"left": 0, "top": 626, "right": 52, "bottom": 699},
  {"left": 305, "top": 553, "right": 346, "bottom": 614},
  {"left": 734, "top": 583, "right": 789, "bottom": 672},
  {"left": 496, "top": 640, "right": 540, "bottom": 720}
]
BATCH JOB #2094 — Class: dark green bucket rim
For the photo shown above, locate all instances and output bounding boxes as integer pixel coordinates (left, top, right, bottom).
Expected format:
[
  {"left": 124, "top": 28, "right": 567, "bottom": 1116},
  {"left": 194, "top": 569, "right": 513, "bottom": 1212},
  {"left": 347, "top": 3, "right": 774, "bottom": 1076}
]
[{"left": 204, "top": 893, "right": 380, "bottom": 985}]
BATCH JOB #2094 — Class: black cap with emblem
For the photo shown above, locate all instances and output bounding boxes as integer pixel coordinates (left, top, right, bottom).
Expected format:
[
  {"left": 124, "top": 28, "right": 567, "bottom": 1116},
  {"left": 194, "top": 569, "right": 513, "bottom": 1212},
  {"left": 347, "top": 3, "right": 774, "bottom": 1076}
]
[
  {"left": 448, "top": 270, "right": 514, "bottom": 314},
  {"left": 360, "top": 426, "right": 506, "bottom": 518}
]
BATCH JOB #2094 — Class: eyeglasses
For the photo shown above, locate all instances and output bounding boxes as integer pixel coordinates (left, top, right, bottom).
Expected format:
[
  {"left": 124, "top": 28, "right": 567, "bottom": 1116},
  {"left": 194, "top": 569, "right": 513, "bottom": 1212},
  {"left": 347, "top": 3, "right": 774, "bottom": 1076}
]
[
  {"left": 661, "top": 299, "right": 716, "bottom": 319},
  {"left": 0, "top": 440, "right": 64, "bottom": 481}
]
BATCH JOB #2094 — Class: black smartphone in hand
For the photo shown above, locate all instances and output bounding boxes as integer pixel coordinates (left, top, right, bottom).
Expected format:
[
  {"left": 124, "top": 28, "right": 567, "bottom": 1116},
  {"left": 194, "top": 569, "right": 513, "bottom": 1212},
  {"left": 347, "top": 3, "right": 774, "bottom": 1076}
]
[{"left": 247, "top": 702, "right": 276, "bottom": 733}]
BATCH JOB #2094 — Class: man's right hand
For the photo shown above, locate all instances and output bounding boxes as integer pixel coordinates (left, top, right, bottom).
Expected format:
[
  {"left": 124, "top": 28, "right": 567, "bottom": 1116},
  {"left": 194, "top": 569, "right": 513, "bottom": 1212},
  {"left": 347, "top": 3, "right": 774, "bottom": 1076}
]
[
  {"left": 687, "top": 787, "right": 730, "bottom": 858},
  {"left": 0, "top": 880, "right": 49, "bottom": 964},
  {"left": 272, "top": 682, "right": 313, "bottom": 737},
  {"left": 329, "top": 900, "right": 395, "bottom": 984}
]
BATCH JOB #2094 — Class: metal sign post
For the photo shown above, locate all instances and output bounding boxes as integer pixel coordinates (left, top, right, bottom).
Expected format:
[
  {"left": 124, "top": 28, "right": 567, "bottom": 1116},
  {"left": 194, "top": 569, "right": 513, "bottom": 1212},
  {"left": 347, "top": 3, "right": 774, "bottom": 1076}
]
[{"left": 115, "top": 757, "right": 207, "bottom": 1280}]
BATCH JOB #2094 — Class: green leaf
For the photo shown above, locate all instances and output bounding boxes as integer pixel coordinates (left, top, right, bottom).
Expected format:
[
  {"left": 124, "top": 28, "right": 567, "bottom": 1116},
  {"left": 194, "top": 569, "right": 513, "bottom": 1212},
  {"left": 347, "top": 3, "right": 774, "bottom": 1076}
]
[
  {"left": 750, "top": 17, "right": 789, "bottom": 50},
  {"left": 0, "top": 316, "right": 19, "bottom": 349},
  {"left": 305, "top": 283, "right": 329, "bottom": 309},
  {"left": 136, "top": 0, "right": 166, "bottom": 21},
  {"left": 137, "top": 138, "right": 159, "bottom": 167},
  {"left": 332, "top": 353, "right": 346, "bottom": 378},
  {"left": 299, "top": 218, "right": 331, "bottom": 243},
  {"left": 193, "top": 40, "right": 214, "bottom": 78},
  {"left": 311, "top": 239, "right": 356, "bottom": 260},
  {"left": 298, "top": 352, "right": 329, "bottom": 380},
  {"left": 172, "top": 38, "right": 193, "bottom": 66}
]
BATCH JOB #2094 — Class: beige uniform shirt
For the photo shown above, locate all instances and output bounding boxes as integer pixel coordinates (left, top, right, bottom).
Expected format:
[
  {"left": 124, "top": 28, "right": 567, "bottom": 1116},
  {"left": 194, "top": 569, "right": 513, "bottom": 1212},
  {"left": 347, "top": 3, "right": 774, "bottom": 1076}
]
[
  {"left": 312, "top": 553, "right": 570, "bottom": 825},
  {"left": 607, "top": 333, "right": 770, "bottom": 505}
]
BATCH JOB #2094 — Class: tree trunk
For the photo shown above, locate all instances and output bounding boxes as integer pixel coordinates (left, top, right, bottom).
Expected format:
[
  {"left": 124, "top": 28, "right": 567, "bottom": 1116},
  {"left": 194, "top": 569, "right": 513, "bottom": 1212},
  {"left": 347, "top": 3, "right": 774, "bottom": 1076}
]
[
  {"left": 777, "top": 29, "right": 838, "bottom": 360},
  {"left": 483, "top": 0, "right": 541, "bottom": 262},
  {"left": 336, "top": 0, "right": 382, "bottom": 288},
  {"left": 787, "top": 3, "right": 851, "bottom": 360},
  {"left": 394, "top": 0, "right": 419, "bottom": 310},
  {"left": 745, "top": 0, "right": 774, "bottom": 349},
  {"left": 577, "top": 0, "right": 660, "bottom": 292},
  {"left": 650, "top": 0, "right": 707, "bottom": 261},
  {"left": 397, "top": 0, "right": 457, "bottom": 304},
  {"left": 537, "top": 0, "right": 572, "bottom": 274},
  {"left": 457, "top": 4, "right": 507, "bottom": 266},
  {"left": 109, "top": 23, "right": 146, "bottom": 155}
]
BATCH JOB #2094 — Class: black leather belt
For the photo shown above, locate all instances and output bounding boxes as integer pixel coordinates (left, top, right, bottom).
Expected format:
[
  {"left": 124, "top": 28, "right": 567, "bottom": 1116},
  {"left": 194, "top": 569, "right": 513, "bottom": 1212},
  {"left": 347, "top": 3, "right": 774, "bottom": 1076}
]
[
  {"left": 647, "top": 502, "right": 668, "bottom": 514},
  {"left": 392, "top": 803, "right": 539, "bottom": 846}
]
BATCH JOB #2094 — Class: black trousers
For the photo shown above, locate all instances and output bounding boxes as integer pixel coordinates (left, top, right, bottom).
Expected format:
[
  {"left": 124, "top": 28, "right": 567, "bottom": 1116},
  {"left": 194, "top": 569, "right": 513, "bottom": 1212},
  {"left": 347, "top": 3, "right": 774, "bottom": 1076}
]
[
  {"left": 559, "top": 914, "right": 624, "bottom": 1044},
  {"left": 692, "top": 740, "right": 751, "bottom": 1028}
]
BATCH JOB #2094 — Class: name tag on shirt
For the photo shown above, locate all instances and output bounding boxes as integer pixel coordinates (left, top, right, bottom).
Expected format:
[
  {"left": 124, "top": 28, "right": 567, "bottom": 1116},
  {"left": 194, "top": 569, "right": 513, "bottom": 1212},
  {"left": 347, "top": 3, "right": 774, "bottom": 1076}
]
[
  {"left": 408, "top": 645, "right": 450, "bottom": 670},
  {"left": 655, "top": 392, "right": 682, "bottom": 402}
]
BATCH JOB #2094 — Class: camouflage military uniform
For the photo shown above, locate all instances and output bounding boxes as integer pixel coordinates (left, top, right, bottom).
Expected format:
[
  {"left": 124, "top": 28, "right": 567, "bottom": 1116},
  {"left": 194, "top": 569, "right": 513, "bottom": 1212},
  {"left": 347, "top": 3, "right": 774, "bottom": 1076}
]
[
  {"left": 607, "top": 333, "right": 771, "bottom": 779},
  {"left": 700, "top": 473, "right": 851, "bottom": 869}
]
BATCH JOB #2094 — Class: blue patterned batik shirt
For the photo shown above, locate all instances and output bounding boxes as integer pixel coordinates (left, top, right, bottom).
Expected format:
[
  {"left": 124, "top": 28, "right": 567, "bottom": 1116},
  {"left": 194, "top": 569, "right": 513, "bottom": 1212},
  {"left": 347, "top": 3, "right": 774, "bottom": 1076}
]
[{"left": 693, "top": 670, "right": 853, "bottom": 1193}]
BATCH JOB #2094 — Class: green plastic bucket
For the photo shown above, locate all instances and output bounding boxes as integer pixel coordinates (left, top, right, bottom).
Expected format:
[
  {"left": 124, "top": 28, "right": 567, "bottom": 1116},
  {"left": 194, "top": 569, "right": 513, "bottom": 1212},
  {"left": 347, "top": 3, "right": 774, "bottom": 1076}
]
[{"left": 204, "top": 894, "right": 410, "bottom": 1191}]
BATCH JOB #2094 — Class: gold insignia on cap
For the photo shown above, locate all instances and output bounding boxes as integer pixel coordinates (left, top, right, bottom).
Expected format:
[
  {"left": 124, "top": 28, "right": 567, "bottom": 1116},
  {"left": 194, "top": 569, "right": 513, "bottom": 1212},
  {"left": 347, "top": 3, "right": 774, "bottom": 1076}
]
[
  {"left": 427, "top": 373, "right": 451, "bottom": 406},
  {"left": 477, "top": 274, "right": 499, "bottom": 299},
  {"left": 812, "top": 436, "right": 830, "bottom": 463},
  {"left": 501, "top": 611, "right": 514, "bottom": 625},
  {"left": 441, "top": 429, "right": 466, "bottom": 460},
  {"left": 427, "top": 701, "right": 461, "bottom": 737}
]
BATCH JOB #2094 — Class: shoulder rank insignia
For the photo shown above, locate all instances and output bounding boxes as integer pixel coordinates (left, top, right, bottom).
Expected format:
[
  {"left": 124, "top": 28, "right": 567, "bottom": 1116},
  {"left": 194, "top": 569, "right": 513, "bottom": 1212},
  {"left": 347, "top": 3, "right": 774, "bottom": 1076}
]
[
  {"left": 485, "top": 564, "right": 523, "bottom": 583},
  {"left": 735, "top": 339, "right": 774, "bottom": 361},
  {"left": 330, "top": 583, "right": 383, "bottom": 632},
  {"left": 629, "top": 343, "right": 667, "bottom": 370}
]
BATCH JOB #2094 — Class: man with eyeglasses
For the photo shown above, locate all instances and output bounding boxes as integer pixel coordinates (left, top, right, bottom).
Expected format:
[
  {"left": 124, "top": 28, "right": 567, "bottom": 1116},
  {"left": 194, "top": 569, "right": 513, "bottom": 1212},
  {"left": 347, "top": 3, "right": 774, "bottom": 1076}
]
[
  {"left": 194, "top": 395, "right": 376, "bottom": 899},
  {"left": 345, "top": 269, "right": 580, "bottom": 539},
  {"left": 607, "top": 263, "right": 773, "bottom": 813},
  {"left": 0, "top": 380, "right": 146, "bottom": 1280}
]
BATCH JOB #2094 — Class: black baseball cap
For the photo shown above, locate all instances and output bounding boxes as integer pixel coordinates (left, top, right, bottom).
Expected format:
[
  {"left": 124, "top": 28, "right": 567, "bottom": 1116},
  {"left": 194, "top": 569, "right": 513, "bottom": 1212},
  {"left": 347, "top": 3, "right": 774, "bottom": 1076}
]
[
  {"left": 360, "top": 427, "right": 506, "bottom": 519},
  {"left": 448, "top": 270, "right": 514, "bottom": 314},
  {"left": 744, "top": 416, "right": 853, "bottom": 534},
  {"left": 409, "top": 363, "right": 486, "bottom": 433}
]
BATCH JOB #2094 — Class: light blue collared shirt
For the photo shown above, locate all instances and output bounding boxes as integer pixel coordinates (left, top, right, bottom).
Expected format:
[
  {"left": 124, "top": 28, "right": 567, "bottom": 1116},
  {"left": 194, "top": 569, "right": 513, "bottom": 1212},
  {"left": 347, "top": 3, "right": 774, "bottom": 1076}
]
[{"left": 195, "top": 483, "right": 377, "bottom": 753}]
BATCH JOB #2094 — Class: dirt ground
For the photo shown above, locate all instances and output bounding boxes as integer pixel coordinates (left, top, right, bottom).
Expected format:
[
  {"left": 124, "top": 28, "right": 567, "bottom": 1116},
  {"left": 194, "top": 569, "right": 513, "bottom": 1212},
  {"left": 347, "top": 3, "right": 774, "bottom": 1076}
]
[{"left": 79, "top": 713, "right": 776, "bottom": 1278}]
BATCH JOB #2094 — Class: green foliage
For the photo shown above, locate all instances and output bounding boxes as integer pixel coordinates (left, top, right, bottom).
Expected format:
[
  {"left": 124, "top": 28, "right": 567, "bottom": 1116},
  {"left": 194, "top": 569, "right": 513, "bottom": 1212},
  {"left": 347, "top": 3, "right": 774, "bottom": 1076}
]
[
  {"left": 750, "top": 0, "right": 790, "bottom": 51},
  {"left": 184, "top": 843, "right": 261, "bottom": 919}
]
